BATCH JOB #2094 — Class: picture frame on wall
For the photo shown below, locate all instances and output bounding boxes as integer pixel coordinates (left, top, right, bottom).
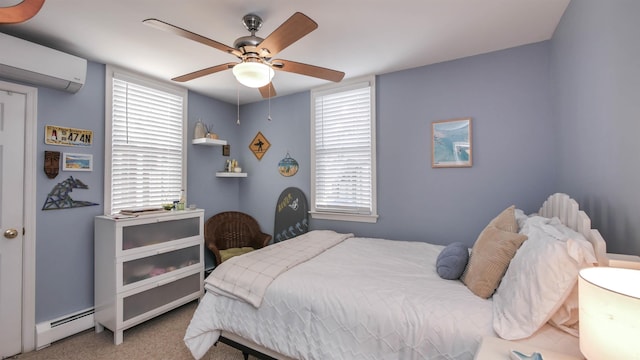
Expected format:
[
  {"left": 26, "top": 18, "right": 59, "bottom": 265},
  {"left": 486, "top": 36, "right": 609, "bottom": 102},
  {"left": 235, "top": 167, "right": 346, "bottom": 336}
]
[
  {"left": 62, "top": 152, "right": 93, "bottom": 171},
  {"left": 432, "top": 118, "right": 472, "bottom": 168}
]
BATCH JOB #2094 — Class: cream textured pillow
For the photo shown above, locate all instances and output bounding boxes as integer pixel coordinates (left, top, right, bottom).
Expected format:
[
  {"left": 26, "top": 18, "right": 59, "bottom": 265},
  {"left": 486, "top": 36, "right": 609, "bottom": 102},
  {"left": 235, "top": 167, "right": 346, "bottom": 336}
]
[
  {"left": 492, "top": 216, "right": 597, "bottom": 340},
  {"left": 488, "top": 205, "right": 518, "bottom": 233},
  {"left": 461, "top": 225, "right": 527, "bottom": 299}
]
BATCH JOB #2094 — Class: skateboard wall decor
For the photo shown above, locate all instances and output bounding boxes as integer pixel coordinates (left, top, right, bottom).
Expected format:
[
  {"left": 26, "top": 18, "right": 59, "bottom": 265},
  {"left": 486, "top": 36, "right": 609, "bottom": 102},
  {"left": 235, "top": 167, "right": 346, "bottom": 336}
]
[{"left": 273, "top": 187, "right": 309, "bottom": 242}]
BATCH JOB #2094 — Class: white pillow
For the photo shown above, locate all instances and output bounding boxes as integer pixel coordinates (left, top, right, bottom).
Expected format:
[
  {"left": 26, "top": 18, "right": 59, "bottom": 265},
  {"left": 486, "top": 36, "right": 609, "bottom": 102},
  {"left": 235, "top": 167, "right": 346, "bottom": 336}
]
[
  {"left": 545, "top": 218, "right": 599, "bottom": 335},
  {"left": 492, "top": 216, "right": 597, "bottom": 340},
  {"left": 514, "top": 208, "right": 529, "bottom": 230}
]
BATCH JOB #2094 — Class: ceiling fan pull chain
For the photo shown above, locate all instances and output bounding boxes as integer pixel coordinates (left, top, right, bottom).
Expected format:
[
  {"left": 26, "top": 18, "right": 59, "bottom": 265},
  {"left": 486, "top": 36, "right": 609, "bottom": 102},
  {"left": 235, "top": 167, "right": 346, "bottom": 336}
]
[
  {"left": 236, "top": 83, "right": 240, "bottom": 125},
  {"left": 268, "top": 82, "right": 272, "bottom": 121}
]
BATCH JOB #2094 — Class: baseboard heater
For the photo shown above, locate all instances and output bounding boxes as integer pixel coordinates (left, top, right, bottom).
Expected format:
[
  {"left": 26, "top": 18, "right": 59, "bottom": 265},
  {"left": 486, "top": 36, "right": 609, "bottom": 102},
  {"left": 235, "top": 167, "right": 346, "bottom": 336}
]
[{"left": 35, "top": 307, "right": 95, "bottom": 349}]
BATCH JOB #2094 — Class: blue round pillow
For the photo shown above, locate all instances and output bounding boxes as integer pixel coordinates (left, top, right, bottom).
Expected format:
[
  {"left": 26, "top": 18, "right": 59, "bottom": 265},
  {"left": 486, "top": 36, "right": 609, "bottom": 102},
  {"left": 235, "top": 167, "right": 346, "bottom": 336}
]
[{"left": 436, "top": 242, "right": 469, "bottom": 280}]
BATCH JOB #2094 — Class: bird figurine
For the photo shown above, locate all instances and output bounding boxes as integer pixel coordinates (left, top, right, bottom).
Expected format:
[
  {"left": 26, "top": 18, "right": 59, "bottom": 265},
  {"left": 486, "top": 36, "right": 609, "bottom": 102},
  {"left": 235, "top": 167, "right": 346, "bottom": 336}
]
[{"left": 510, "top": 350, "right": 544, "bottom": 360}]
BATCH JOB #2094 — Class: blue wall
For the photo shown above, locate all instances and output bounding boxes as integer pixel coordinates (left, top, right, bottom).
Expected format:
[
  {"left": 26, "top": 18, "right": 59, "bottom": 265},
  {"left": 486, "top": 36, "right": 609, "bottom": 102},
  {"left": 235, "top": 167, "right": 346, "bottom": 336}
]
[
  {"left": 550, "top": 0, "right": 640, "bottom": 255},
  {"left": 36, "top": 62, "right": 105, "bottom": 321},
  {"left": 187, "top": 91, "right": 245, "bottom": 267},
  {"left": 9, "top": 0, "right": 639, "bottom": 325},
  {"left": 237, "top": 42, "right": 556, "bottom": 246},
  {"left": 237, "top": 91, "right": 311, "bottom": 235},
  {"left": 372, "top": 45, "right": 555, "bottom": 244},
  {"left": 33, "top": 66, "right": 242, "bottom": 322}
]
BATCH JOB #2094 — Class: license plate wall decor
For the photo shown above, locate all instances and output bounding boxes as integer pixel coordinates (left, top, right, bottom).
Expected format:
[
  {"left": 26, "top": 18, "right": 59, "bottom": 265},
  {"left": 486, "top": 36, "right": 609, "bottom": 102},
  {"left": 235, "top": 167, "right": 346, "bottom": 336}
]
[{"left": 45, "top": 125, "right": 93, "bottom": 146}]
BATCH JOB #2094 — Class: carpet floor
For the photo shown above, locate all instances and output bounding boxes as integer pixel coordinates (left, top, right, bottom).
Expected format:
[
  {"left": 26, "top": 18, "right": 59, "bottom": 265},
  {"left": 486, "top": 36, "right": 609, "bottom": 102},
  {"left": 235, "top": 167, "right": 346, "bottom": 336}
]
[{"left": 13, "top": 301, "right": 246, "bottom": 360}]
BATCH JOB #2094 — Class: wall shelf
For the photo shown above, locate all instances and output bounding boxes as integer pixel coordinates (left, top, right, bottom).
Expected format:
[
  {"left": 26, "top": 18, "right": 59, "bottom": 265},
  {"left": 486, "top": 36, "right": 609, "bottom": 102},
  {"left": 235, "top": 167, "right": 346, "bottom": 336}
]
[
  {"left": 192, "top": 138, "right": 227, "bottom": 146},
  {"left": 216, "top": 172, "right": 247, "bottom": 178}
]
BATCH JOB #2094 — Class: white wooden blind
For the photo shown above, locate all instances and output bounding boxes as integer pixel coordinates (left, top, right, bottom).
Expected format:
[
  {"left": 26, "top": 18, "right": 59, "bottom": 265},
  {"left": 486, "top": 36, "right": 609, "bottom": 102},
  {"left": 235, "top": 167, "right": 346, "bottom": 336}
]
[
  {"left": 312, "top": 80, "right": 374, "bottom": 215},
  {"left": 110, "top": 76, "right": 184, "bottom": 213}
]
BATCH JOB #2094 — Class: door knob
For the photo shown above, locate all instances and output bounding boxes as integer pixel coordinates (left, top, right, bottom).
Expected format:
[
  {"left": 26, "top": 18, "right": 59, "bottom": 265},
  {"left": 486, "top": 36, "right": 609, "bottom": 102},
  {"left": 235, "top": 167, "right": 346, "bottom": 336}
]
[{"left": 4, "top": 229, "right": 18, "bottom": 239}]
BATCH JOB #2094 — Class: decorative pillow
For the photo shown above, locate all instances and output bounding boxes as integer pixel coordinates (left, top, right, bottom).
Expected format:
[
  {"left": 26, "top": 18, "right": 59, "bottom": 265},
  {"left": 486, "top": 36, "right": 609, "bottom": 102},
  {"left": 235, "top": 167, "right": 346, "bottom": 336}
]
[
  {"left": 492, "top": 216, "right": 597, "bottom": 340},
  {"left": 460, "top": 225, "right": 527, "bottom": 299},
  {"left": 436, "top": 242, "right": 469, "bottom": 280},
  {"left": 488, "top": 205, "right": 519, "bottom": 233},
  {"left": 546, "top": 218, "right": 599, "bottom": 334}
]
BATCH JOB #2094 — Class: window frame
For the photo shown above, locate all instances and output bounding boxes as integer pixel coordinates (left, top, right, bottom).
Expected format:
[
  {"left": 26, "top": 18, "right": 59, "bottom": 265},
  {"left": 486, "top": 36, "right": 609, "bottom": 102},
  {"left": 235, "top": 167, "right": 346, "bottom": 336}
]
[
  {"left": 104, "top": 65, "right": 188, "bottom": 215},
  {"left": 310, "top": 75, "right": 378, "bottom": 223}
]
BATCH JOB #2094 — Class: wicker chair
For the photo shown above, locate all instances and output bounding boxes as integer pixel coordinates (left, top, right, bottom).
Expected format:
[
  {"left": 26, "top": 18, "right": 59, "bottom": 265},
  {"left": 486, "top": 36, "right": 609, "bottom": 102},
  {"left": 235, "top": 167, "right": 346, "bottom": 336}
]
[{"left": 204, "top": 211, "right": 272, "bottom": 265}]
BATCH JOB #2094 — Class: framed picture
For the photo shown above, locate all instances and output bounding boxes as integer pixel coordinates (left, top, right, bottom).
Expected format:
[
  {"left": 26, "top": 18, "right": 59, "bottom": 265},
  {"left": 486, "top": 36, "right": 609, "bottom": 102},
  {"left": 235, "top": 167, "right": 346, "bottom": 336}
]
[
  {"left": 432, "top": 118, "right": 472, "bottom": 168},
  {"left": 62, "top": 153, "right": 93, "bottom": 171}
]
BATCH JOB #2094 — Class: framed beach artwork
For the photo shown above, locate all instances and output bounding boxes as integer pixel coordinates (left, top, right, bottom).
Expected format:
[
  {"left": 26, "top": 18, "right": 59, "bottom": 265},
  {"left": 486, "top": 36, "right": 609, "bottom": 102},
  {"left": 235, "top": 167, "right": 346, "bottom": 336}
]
[
  {"left": 432, "top": 118, "right": 472, "bottom": 168},
  {"left": 62, "top": 152, "right": 93, "bottom": 171}
]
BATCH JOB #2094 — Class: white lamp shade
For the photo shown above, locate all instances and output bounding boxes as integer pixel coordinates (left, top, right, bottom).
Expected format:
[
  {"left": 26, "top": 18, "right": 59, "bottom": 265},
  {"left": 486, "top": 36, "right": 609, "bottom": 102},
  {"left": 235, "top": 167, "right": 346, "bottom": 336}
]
[
  {"left": 232, "top": 62, "right": 274, "bottom": 88},
  {"left": 579, "top": 267, "right": 640, "bottom": 360}
]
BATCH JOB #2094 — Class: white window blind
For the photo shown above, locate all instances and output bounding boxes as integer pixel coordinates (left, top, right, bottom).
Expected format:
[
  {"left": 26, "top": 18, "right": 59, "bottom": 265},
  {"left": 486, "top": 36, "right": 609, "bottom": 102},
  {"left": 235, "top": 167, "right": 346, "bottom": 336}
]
[
  {"left": 311, "top": 77, "right": 377, "bottom": 222},
  {"left": 107, "top": 70, "right": 186, "bottom": 214}
]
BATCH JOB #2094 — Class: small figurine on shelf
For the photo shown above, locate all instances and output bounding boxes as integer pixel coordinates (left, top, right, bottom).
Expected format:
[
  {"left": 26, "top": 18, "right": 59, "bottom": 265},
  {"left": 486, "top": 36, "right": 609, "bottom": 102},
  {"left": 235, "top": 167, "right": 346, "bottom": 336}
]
[
  {"left": 232, "top": 159, "right": 242, "bottom": 173},
  {"left": 224, "top": 159, "right": 239, "bottom": 172},
  {"left": 206, "top": 123, "right": 218, "bottom": 139},
  {"left": 194, "top": 120, "right": 206, "bottom": 139}
]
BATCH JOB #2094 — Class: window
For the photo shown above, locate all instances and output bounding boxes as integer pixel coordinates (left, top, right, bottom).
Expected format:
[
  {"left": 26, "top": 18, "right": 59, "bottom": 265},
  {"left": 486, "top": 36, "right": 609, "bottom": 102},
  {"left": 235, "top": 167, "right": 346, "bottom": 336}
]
[
  {"left": 104, "top": 66, "right": 188, "bottom": 214},
  {"left": 310, "top": 76, "right": 377, "bottom": 223}
]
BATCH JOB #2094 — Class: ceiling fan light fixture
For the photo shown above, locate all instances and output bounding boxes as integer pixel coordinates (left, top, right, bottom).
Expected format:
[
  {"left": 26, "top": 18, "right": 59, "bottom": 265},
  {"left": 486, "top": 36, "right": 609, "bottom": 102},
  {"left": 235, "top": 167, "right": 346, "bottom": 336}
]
[{"left": 232, "top": 61, "right": 274, "bottom": 88}]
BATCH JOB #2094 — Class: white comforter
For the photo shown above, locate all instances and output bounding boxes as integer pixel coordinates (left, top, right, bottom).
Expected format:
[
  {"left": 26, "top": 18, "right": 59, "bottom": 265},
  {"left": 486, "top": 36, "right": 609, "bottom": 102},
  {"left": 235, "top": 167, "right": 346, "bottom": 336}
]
[{"left": 185, "top": 236, "right": 494, "bottom": 360}]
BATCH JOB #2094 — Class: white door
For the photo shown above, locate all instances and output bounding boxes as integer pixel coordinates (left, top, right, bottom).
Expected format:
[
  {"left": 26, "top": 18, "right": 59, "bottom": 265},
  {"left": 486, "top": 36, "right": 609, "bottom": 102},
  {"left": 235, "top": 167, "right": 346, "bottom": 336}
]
[{"left": 0, "top": 89, "right": 26, "bottom": 358}]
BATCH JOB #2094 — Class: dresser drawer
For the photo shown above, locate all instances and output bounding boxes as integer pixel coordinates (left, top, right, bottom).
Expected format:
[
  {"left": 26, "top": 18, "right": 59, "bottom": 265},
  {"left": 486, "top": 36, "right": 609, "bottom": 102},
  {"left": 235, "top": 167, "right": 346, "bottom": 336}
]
[
  {"left": 121, "top": 216, "right": 200, "bottom": 253},
  {"left": 122, "top": 272, "right": 201, "bottom": 322},
  {"left": 121, "top": 244, "right": 200, "bottom": 287}
]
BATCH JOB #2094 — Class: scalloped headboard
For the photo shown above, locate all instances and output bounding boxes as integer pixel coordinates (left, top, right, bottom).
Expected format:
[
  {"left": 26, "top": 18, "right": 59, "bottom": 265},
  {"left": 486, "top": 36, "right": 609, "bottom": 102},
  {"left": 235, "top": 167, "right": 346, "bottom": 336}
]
[{"left": 538, "top": 193, "right": 608, "bottom": 266}]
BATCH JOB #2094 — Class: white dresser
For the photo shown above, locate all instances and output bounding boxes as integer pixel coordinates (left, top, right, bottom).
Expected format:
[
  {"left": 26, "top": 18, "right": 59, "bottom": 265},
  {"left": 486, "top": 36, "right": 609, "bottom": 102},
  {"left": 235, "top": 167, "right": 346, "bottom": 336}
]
[{"left": 94, "top": 210, "right": 204, "bottom": 344}]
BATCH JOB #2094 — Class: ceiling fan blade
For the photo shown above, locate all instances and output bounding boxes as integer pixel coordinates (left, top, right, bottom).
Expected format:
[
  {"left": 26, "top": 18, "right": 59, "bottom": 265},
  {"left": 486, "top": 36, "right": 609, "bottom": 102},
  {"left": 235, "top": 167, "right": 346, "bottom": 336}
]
[
  {"left": 259, "top": 83, "right": 277, "bottom": 98},
  {"left": 0, "top": 0, "right": 45, "bottom": 24},
  {"left": 171, "top": 63, "right": 236, "bottom": 82},
  {"left": 272, "top": 59, "right": 345, "bottom": 82},
  {"left": 258, "top": 12, "right": 317, "bottom": 58},
  {"left": 143, "top": 18, "right": 241, "bottom": 57}
]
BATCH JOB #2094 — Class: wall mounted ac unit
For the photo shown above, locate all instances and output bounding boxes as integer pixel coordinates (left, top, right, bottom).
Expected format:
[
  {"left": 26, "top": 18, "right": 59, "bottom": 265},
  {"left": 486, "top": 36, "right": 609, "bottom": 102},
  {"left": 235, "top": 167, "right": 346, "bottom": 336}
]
[{"left": 0, "top": 32, "right": 87, "bottom": 93}]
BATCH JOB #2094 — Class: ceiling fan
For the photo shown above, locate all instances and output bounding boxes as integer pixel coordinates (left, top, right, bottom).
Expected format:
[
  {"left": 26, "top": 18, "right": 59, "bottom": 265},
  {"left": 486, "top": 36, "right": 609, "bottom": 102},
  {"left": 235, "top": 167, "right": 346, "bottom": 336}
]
[
  {"left": 0, "top": 0, "right": 45, "bottom": 24},
  {"left": 143, "top": 12, "right": 345, "bottom": 98}
]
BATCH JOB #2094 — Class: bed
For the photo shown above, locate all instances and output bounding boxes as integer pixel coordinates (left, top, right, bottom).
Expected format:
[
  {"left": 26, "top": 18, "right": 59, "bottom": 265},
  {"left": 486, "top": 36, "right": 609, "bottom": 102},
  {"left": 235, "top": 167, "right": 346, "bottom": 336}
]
[{"left": 184, "top": 193, "right": 608, "bottom": 359}]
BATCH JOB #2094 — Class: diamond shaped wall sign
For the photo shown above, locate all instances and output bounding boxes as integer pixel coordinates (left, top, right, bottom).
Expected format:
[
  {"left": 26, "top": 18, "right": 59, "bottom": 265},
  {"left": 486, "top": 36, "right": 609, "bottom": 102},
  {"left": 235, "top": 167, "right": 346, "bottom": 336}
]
[{"left": 249, "top": 131, "right": 270, "bottom": 160}]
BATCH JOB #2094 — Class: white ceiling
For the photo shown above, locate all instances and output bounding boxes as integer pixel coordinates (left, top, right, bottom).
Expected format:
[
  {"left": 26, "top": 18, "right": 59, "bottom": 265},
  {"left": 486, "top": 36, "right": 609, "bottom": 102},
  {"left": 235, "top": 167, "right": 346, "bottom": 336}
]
[{"left": 0, "top": 0, "right": 570, "bottom": 104}]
